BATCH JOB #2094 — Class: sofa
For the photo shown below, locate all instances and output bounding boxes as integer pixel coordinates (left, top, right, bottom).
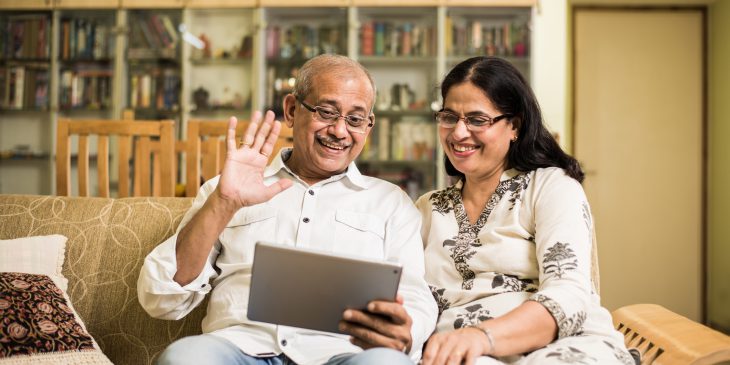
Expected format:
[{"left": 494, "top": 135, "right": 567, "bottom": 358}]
[
  {"left": 1, "top": 194, "right": 729, "bottom": 365},
  {"left": 0, "top": 194, "right": 202, "bottom": 365}
]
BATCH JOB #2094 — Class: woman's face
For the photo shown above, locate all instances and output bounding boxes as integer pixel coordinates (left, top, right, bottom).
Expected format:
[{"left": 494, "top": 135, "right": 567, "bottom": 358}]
[{"left": 439, "top": 82, "right": 518, "bottom": 181}]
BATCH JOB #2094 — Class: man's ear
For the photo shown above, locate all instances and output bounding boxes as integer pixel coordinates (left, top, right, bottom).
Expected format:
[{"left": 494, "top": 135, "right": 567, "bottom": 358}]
[{"left": 283, "top": 94, "right": 296, "bottom": 128}]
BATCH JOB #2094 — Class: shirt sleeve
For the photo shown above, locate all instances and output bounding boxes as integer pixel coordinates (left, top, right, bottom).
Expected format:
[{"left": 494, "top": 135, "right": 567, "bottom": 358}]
[
  {"left": 527, "top": 168, "right": 594, "bottom": 339},
  {"left": 137, "top": 178, "right": 222, "bottom": 320},
  {"left": 386, "top": 189, "right": 438, "bottom": 361}
]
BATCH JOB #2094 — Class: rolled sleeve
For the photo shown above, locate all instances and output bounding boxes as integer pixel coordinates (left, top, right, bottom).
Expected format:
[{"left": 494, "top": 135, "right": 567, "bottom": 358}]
[
  {"left": 528, "top": 169, "right": 593, "bottom": 338},
  {"left": 137, "top": 179, "right": 221, "bottom": 320}
]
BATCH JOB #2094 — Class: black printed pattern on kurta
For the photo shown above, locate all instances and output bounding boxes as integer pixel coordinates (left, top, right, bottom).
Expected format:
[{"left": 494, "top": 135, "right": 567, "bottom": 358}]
[
  {"left": 453, "top": 303, "right": 493, "bottom": 329},
  {"left": 544, "top": 346, "right": 596, "bottom": 364},
  {"left": 603, "top": 340, "right": 637, "bottom": 365},
  {"left": 492, "top": 273, "right": 538, "bottom": 293},
  {"left": 431, "top": 174, "right": 530, "bottom": 290},
  {"left": 531, "top": 294, "right": 586, "bottom": 338},
  {"left": 543, "top": 242, "right": 578, "bottom": 279},
  {"left": 429, "top": 285, "right": 451, "bottom": 315}
]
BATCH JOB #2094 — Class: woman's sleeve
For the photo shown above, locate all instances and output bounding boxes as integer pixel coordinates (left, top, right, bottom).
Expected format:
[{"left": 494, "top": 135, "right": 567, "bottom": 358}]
[{"left": 527, "top": 169, "right": 595, "bottom": 339}]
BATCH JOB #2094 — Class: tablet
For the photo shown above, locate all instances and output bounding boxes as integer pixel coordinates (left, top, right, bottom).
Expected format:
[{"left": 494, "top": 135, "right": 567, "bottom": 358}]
[{"left": 247, "top": 241, "right": 403, "bottom": 334}]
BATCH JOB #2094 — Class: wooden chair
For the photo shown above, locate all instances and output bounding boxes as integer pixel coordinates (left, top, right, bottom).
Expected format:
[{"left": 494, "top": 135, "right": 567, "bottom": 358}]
[
  {"left": 612, "top": 304, "right": 730, "bottom": 365},
  {"left": 184, "top": 119, "right": 294, "bottom": 197},
  {"left": 55, "top": 117, "right": 176, "bottom": 197}
]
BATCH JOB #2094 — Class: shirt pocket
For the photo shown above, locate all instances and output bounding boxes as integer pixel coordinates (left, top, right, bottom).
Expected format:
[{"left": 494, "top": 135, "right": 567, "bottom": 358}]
[
  {"left": 333, "top": 209, "right": 386, "bottom": 259},
  {"left": 219, "top": 205, "right": 277, "bottom": 264}
]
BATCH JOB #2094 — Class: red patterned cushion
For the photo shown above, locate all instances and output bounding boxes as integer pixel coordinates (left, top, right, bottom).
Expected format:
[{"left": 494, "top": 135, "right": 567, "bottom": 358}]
[{"left": 0, "top": 272, "right": 109, "bottom": 363}]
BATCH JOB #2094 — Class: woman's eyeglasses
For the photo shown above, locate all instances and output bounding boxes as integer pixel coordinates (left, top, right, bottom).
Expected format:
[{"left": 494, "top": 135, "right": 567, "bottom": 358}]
[{"left": 435, "top": 110, "right": 512, "bottom": 131}]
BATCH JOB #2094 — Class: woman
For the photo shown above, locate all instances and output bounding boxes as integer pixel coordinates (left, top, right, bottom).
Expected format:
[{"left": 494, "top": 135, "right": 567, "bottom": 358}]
[{"left": 416, "top": 57, "right": 634, "bottom": 365}]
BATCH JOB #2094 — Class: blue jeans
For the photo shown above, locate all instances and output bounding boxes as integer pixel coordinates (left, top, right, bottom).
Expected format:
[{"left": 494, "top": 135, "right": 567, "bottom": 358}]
[{"left": 156, "top": 334, "right": 414, "bottom": 365}]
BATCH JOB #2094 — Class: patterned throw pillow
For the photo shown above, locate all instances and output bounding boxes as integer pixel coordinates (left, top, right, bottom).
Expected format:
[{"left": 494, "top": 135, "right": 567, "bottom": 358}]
[{"left": 0, "top": 272, "right": 112, "bottom": 365}]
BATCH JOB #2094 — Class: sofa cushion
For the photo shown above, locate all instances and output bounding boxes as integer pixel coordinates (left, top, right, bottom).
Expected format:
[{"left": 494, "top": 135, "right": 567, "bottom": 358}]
[
  {"left": 0, "top": 272, "right": 112, "bottom": 364},
  {"left": 0, "top": 235, "right": 68, "bottom": 291},
  {"left": 0, "top": 195, "right": 204, "bottom": 365}
]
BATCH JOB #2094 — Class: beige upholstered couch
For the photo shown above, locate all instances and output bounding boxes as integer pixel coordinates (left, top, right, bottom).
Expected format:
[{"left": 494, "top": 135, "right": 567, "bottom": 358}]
[
  {"left": 2, "top": 194, "right": 730, "bottom": 365},
  {"left": 0, "top": 194, "right": 201, "bottom": 365}
]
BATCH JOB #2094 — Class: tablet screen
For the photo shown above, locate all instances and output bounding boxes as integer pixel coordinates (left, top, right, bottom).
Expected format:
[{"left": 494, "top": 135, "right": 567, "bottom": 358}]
[{"left": 247, "top": 242, "right": 403, "bottom": 334}]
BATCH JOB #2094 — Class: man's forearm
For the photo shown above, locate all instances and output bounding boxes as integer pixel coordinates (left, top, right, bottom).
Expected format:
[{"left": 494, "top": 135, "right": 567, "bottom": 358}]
[{"left": 173, "top": 190, "right": 239, "bottom": 286}]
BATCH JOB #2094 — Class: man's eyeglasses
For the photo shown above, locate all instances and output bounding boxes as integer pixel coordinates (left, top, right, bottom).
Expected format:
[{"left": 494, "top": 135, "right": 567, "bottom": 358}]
[
  {"left": 435, "top": 110, "right": 512, "bottom": 131},
  {"left": 295, "top": 95, "right": 374, "bottom": 134}
]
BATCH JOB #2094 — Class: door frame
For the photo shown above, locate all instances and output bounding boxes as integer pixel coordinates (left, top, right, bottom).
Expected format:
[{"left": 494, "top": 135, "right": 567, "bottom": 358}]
[{"left": 570, "top": 5, "right": 708, "bottom": 322}]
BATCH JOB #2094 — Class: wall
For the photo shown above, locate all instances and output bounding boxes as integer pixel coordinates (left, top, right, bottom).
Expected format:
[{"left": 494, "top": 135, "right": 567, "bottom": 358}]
[
  {"left": 708, "top": 0, "right": 730, "bottom": 332},
  {"left": 531, "top": 0, "right": 570, "bottom": 149}
]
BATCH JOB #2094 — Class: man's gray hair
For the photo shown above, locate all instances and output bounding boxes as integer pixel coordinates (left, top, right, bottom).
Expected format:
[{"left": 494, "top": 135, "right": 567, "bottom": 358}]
[{"left": 293, "top": 54, "right": 376, "bottom": 110}]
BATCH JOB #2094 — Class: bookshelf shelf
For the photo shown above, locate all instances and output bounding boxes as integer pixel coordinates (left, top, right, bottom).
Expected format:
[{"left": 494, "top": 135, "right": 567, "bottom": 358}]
[
  {"left": 0, "top": 2, "right": 532, "bottom": 197},
  {"left": 189, "top": 57, "right": 251, "bottom": 66}
]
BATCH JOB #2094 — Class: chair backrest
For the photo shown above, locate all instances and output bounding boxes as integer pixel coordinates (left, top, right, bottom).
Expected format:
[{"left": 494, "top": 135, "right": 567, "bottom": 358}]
[
  {"left": 612, "top": 303, "right": 730, "bottom": 365},
  {"left": 55, "top": 118, "right": 176, "bottom": 197},
  {"left": 184, "top": 119, "right": 294, "bottom": 197}
]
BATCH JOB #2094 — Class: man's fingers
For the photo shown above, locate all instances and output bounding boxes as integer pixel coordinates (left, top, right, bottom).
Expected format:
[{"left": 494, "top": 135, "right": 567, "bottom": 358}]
[
  {"left": 227, "top": 116, "right": 238, "bottom": 151},
  {"left": 262, "top": 179, "right": 293, "bottom": 201},
  {"left": 260, "top": 120, "right": 281, "bottom": 158},
  {"left": 252, "top": 111, "right": 275, "bottom": 151},
  {"left": 341, "top": 320, "right": 402, "bottom": 350},
  {"left": 367, "top": 300, "right": 409, "bottom": 325},
  {"left": 241, "top": 111, "right": 261, "bottom": 148}
]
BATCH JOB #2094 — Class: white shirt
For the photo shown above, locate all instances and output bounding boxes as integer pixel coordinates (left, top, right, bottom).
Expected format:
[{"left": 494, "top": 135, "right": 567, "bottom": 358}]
[{"left": 138, "top": 149, "right": 438, "bottom": 365}]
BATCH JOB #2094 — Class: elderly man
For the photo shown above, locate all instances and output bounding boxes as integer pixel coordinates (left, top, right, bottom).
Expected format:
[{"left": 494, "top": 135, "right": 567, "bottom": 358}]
[{"left": 138, "top": 54, "right": 437, "bottom": 365}]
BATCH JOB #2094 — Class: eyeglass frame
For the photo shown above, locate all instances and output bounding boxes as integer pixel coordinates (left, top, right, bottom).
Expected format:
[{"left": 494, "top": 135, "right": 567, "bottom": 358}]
[
  {"left": 435, "top": 110, "right": 513, "bottom": 131},
  {"left": 294, "top": 94, "right": 375, "bottom": 134}
]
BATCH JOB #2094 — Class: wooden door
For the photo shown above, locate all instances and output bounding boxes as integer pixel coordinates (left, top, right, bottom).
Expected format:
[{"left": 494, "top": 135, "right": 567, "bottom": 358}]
[{"left": 573, "top": 8, "right": 704, "bottom": 321}]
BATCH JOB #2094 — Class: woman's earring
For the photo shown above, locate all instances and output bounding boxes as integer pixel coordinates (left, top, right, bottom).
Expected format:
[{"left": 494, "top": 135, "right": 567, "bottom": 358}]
[{"left": 512, "top": 136, "right": 518, "bottom": 142}]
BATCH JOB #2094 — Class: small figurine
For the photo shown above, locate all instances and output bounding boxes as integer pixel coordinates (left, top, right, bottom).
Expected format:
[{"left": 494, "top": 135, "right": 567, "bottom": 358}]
[{"left": 192, "top": 86, "right": 209, "bottom": 110}]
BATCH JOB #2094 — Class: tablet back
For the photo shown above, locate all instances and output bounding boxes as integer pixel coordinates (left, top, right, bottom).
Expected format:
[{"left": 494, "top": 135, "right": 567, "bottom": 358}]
[{"left": 247, "top": 242, "right": 403, "bottom": 334}]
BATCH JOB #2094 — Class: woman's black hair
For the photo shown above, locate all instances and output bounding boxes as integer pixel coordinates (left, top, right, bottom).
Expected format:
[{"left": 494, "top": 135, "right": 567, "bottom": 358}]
[{"left": 441, "top": 56, "right": 584, "bottom": 183}]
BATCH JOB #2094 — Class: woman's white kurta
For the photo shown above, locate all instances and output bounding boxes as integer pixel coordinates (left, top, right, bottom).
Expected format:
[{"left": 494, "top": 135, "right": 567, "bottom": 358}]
[{"left": 416, "top": 167, "right": 634, "bottom": 365}]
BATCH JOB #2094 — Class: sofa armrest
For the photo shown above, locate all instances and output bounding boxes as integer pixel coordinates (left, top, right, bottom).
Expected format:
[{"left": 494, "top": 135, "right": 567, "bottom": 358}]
[{"left": 612, "top": 304, "right": 730, "bottom": 365}]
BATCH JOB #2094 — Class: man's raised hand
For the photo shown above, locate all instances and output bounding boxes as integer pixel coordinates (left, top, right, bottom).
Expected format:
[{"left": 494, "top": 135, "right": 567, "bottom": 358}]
[{"left": 216, "top": 111, "right": 293, "bottom": 208}]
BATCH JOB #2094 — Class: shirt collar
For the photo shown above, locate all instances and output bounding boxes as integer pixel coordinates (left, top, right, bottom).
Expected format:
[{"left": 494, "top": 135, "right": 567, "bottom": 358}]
[{"left": 264, "top": 148, "right": 370, "bottom": 189}]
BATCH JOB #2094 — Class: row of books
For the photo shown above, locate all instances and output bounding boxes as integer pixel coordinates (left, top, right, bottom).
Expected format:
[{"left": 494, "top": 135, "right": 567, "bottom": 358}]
[
  {"left": 0, "top": 65, "right": 49, "bottom": 110},
  {"left": 359, "top": 21, "right": 437, "bottom": 57},
  {"left": 360, "top": 117, "right": 436, "bottom": 162},
  {"left": 446, "top": 18, "right": 530, "bottom": 58},
  {"left": 265, "top": 24, "right": 346, "bottom": 60},
  {"left": 129, "top": 69, "right": 180, "bottom": 111},
  {"left": 129, "top": 13, "right": 179, "bottom": 52},
  {"left": 60, "top": 19, "right": 114, "bottom": 60},
  {"left": 0, "top": 14, "right": 50, "bottom": 60},
  {"left": 59, "top": 68, "right": 112, "bottom": 110}
]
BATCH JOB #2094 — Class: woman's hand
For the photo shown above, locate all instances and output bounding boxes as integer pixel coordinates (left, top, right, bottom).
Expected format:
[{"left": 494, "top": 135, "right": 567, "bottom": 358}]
[
  {"left": 421, "top": 326, "right": 492, "bottom": 365},
  {"left": 216, "top": 111, "right": 293, "bottom": 209}
]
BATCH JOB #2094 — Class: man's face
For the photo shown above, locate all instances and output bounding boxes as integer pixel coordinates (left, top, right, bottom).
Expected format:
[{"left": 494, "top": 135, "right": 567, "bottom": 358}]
[{"left": 284, "top": 72, "right": 374, "bottom": 183}]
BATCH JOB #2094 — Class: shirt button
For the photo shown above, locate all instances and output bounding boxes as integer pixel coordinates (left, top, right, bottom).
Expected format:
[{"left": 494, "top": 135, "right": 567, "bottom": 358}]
[
  {"left": 303, "top": 217, "right": 310, "bottom": 223},
  {"left": 308, "top": 190, "right": 314, "bottom": 195},
  {"left": 281, "top": 339, "right": 287, "bottom": 346}
]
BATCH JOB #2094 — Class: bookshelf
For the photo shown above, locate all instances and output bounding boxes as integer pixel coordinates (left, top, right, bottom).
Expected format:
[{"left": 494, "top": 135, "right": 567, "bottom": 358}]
[
  {"left": 126, "top": 9, "right": 182, "bottom": 122},
  {"left": 355, "top": 6, "right": 439, "bottom": 199},
  {"left": 57, "top": 9, "right": 115, "bottom": 114},
  {"left": 0, "top": 2, "right": 533, "bottom": 197},
  {"left": 0, "top": 10, "right": 54, "bottom": 194},
  {"left": 183, "top": 7, "right": 255, "bottom": 121},
  {"left": 260, "top": 6, "right": 349, "bottom": 118}
]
